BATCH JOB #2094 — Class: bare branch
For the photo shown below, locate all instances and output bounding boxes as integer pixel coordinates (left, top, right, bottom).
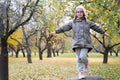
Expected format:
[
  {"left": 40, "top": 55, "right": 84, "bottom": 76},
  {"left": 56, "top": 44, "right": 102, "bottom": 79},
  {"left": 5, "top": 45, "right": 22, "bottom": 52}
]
[
  {"left": 93, "top": 46, "right": 104, "bottom": 54},
  {"left": 18, "top": 0, "right": 39, "bottom": 26},
  {"left": 10, "top": 36, "right": 24, "bottom": 47},
  {"left": 110, "top": 42, "right": 120, "bottom": 49},
  {"left": 27, "top": 30, "right": 38, "bottom": 39},
  {"left": 8, "top": 0, "right": 40, "bottom": 37},
  {"left": 92, "top": 34, "right": 106, "bottom": 48}
]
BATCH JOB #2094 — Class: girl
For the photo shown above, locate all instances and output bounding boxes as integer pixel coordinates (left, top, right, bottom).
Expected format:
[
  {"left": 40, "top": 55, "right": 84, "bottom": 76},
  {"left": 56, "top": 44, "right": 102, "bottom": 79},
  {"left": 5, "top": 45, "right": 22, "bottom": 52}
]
[{"left": 50, "top": 5, "right": 109, "bottom": 79}]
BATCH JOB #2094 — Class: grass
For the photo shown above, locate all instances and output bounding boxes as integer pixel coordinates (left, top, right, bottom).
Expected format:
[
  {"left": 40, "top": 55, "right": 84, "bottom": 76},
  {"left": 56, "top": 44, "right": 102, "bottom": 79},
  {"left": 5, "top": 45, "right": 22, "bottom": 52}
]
[
  {"left": 55, "top": 52, "right": 119, "bottom": 58},
  {"left": 9, "top": 52, "right": 119, "bottom": 58},
  {"left": 9, "top": 53, "right": 120, "bottom": 80}
]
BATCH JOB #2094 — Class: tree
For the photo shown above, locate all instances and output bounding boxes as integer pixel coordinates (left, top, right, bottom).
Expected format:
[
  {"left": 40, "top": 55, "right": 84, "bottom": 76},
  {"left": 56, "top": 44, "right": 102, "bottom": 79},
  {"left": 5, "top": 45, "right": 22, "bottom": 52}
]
[
  {"left": 33, "top": 0, "right": 67, "bottom": 59},
  {"left": 0, "top": 0, "right": 39, "bottom": 80},
  {"left": 84, "top": 0, "right": 120, "bottom": 63},
  {"left": 92, "top": 35, "right": 120, "bottom": 63},
  {"left": 51, "top": 35, "right": 65, "bottom": 56},
  {"left": 8, "top": 44, "right": 25, "bottom": 58}
]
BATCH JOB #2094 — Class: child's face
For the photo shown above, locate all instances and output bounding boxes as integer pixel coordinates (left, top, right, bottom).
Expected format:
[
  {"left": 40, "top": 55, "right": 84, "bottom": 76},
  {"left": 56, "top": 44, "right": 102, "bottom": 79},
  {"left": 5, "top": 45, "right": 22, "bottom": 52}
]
[{"left": 76, "top": 8, "right": 84, "bottom": 19}]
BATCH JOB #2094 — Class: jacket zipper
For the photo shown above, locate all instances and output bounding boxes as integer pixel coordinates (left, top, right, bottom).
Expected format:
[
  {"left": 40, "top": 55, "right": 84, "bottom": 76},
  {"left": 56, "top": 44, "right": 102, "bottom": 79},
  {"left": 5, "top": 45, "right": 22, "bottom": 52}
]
[{"left": 82, "top": 21, "right": 85, "bottom": 47}]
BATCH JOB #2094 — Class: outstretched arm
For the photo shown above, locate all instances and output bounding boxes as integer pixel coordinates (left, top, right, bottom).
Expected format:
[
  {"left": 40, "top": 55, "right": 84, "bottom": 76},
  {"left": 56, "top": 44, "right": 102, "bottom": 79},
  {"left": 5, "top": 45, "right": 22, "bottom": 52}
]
[
  {"left": 90, "top": 21, "right": 105, "bottom": 34},
  {"left": 50, "top": 21, "right": 72, "bottom": 36},
  {"left": 55, "top": 21, "right": 72, "bottom": 33},
  {"left": 90, "top": 21, "right": 110, "bottom": 37}
]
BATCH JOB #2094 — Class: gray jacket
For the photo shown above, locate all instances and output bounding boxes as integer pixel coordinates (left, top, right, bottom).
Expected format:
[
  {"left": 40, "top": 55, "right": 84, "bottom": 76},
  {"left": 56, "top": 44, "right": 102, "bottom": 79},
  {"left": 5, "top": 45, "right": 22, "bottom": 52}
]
[{"left": 55, "top": 19, "right": 105, "bottom": 52}]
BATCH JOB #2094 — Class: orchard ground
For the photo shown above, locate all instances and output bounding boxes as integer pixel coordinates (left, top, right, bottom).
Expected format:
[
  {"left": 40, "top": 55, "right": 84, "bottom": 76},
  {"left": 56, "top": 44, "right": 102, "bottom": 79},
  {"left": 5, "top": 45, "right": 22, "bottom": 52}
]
[{"left": 9, "top": 53, "right": 120, "bottom": 80}]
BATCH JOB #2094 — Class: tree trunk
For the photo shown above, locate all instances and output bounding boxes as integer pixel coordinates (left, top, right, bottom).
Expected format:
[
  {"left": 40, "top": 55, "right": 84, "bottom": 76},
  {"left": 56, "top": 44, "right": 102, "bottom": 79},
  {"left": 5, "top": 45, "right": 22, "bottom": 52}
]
[
  {"left": 0, "top": 56, "right": 8, "bottom": 80},
  {"left": 115, "top": 53, "right": 118, "bottom": 56},
  {"left": 21, "top": 48, "right": 25, "bottom": 57},
  {"left": 25, "top": 47, "right": 32, "bottom": 63},
  {"left": 103, "top": 50, "right": 109, "bottom": 63},
  {"left": 56, "top": 51, "right": 59, "bottom": 56},
  {"left": 16, "top": 49, "right": 20, "bottom": 58},
  {"left": 52, "top": 49, "right": 56, "bottom": 57},
  {"left": 16, "top": 52, "right": 19, "bottom": 58},
  {"left": 0, "top": 38, "right": 8, "bottom": 80},
  {"left": 47, "top": 43, "right": 52, "bottom": 58},
  {"left": 115, "top": 49, "right": 119, "bottom": 57},
  {"left": 39, "top": 52, "right": 43, "bottom": 60},
  {"left": 110, "top": 52, "right": 112, "bottom": 56},
  {"left": 56, "top": 49, "right": 59, "bottom": 56},
  {"left": 22, "top": 26, "right": 32, "bottom": 63},
  {"left": 38, "top": 47, "right": 43, "bottom": 60},
  {"left": 61, "top": 46, "right": 64, "bottom": 54}
]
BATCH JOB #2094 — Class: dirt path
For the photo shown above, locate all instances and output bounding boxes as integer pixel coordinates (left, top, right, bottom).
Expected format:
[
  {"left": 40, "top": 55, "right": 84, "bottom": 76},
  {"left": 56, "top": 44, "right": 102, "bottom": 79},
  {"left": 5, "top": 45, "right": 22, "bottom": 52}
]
[{"left": 9, "top": 57, "right": 120, "bottom": 63}]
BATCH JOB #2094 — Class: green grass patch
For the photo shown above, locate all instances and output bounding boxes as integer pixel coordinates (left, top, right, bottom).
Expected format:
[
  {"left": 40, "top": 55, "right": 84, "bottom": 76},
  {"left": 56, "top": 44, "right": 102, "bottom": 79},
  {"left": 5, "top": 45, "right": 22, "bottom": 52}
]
[
  {"left": 9, "top": 52, "right": 120, "bottom": 58},
  {"left": 58, "top": 52, "right": 120, "bottom": 58}
]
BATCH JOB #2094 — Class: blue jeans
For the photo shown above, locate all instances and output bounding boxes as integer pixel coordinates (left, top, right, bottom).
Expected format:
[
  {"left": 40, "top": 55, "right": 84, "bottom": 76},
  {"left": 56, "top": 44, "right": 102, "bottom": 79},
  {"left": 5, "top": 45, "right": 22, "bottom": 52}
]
[{"left": 75, "top": 48, "right": 88, "bottom": 72}]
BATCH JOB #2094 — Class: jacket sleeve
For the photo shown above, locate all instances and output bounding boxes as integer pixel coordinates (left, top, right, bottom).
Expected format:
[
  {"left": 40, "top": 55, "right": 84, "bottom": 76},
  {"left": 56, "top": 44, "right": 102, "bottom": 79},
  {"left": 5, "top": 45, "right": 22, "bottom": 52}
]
[
  {"left": 55, "top": 21, "right": 72, "bottom": 34},
  {"left": 90, "top": 21, "right": 105, "bottom": 34}
]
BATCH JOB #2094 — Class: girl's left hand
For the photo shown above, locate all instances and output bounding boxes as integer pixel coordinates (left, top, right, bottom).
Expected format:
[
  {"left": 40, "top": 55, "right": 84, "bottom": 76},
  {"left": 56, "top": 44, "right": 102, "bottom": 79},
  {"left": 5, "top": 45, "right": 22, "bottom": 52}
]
[{"left": 104, "top": 32, "right": 110, "bottom": 37}]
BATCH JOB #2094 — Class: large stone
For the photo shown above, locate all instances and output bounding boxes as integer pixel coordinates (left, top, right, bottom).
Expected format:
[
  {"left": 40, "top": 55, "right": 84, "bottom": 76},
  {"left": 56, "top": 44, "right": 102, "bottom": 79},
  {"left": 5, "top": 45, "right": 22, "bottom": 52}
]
[{"left": 68, "top": 75, "right": 105, "bottom": 80}]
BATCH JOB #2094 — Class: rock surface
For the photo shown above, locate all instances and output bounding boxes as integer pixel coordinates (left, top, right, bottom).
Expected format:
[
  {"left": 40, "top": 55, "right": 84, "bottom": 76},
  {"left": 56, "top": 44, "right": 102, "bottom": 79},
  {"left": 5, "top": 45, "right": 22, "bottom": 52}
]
[{"left": 68, "top": 75, "right": 105, "bottom": 80}]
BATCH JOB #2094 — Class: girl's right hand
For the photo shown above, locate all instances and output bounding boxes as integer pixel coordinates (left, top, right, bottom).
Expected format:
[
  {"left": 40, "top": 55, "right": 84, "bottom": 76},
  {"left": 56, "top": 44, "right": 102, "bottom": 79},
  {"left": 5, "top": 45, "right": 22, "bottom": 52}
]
[{"left": 49, "top": 31, "right": 56, "bottom": 36}]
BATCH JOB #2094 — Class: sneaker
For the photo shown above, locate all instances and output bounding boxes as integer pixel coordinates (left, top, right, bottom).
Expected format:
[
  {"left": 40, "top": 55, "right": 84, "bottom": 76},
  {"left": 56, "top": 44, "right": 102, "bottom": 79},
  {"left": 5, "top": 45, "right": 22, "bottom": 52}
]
[
  {"left": 84, "top": 63, "right": 90, "bottom": 73},
  {"left": 78, "top": 72, "right": 85, "bottom": 79}
]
